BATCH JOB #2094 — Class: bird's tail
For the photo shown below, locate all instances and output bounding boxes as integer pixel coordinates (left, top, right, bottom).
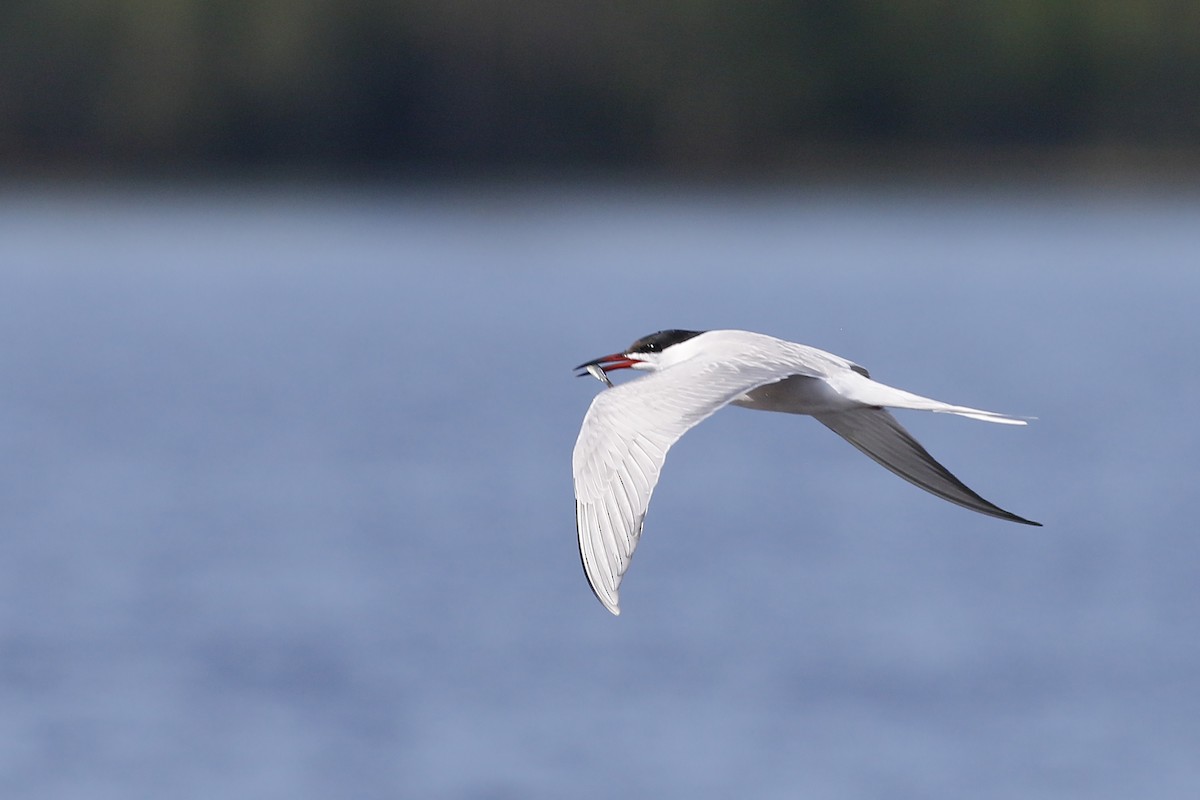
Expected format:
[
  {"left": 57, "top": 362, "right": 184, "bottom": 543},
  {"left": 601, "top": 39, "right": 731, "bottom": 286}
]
[{"left": 843, "top": 376, "right": 1031, "bottom": 425}]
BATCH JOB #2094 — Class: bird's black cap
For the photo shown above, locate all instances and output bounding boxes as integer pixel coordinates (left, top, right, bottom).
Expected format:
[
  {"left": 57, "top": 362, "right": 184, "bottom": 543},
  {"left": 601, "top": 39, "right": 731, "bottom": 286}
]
[{"left": 627, "top": 329, "right": 705, "bottom": 354}]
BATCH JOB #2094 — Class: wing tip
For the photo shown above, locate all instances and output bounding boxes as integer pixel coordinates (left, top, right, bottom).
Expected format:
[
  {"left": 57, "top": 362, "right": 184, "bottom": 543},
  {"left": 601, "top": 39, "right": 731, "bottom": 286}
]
[
  {"left": 595, "top": 589, "right": 621, "bottom": 616},
  {"left": 991, "top": 506, "right": 1042, "bottom": 526}
]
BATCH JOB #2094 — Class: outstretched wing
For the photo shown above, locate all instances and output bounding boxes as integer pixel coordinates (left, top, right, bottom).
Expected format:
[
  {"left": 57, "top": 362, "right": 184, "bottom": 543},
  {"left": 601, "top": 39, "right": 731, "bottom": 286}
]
[
  {"left": 572, "top": 357, "right": 807, "bottom": 615},
  {"left": 813, "top": 407, "right": 1041, "bottom": 525}
]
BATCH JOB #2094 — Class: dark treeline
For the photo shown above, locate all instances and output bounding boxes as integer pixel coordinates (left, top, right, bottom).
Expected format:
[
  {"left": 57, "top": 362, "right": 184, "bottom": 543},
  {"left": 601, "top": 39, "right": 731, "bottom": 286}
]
[{"left": 4, "top": 1, "right": 1198, "bottom": 173}]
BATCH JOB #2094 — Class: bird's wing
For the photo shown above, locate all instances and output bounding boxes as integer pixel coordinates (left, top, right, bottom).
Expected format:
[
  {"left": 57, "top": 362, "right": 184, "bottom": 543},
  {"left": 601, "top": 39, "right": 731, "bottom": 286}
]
[
  {"left": 812, "top": 407, "right": 1041, "bottom": 526},
  {"left": 573, "top": 357, "right": 806, "bottom": 615}
]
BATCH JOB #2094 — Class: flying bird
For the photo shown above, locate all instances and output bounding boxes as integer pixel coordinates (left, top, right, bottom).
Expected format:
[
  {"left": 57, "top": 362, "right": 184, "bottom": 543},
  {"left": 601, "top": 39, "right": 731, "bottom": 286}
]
[{"left": 572, "top": 329, "right": 1040, "bottom": 615}]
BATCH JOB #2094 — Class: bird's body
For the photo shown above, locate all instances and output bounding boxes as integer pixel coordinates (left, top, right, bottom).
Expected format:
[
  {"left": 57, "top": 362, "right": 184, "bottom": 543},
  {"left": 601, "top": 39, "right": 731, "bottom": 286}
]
[{"left": 572, "top": 329, "right": 1039, "bottom": 616}]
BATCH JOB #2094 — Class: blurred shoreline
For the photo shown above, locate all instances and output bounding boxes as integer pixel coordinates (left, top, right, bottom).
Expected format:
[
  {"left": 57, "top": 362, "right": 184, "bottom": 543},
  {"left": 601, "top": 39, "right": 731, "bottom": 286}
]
[{"left": 6, "top": 145, "right": 1200, "bottom": 194}]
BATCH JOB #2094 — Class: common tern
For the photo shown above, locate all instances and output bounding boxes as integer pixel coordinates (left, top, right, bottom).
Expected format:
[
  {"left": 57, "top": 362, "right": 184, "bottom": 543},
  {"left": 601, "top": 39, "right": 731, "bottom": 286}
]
[{"left": 573, "top": 329, "right": 1040, "bottom": 615}]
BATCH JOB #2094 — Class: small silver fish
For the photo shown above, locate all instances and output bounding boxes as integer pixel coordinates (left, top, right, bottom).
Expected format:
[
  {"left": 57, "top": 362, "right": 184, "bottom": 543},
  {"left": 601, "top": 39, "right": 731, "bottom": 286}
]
[{"left": 585, "top": 363, "right": 614, "bottom": 388}]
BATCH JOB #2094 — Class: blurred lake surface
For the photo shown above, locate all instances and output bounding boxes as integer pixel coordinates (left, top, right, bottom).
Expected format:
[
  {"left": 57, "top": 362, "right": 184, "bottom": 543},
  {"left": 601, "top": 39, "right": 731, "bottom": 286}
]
[{"left": 1, "top": 181, "right": 1197, "bottom": 799}]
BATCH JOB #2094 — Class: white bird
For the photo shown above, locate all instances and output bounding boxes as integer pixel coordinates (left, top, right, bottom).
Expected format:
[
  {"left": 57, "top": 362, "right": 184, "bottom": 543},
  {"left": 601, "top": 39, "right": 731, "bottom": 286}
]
[{"left": 572, "top": 329, "right": 1040, "bottom": 616}]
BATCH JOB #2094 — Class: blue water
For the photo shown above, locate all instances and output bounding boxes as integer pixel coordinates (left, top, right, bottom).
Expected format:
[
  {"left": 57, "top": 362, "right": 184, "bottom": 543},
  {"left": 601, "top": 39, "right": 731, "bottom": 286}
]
[{"left": 1, "top": 181, "right": 1197, "bottom": 798}]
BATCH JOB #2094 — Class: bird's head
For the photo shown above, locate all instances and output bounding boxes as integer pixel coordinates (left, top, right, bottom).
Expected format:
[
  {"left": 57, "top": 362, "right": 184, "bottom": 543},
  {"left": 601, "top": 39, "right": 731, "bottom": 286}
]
[{"left": 574, "top": 329, "right": 706, "bottom": 380}]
